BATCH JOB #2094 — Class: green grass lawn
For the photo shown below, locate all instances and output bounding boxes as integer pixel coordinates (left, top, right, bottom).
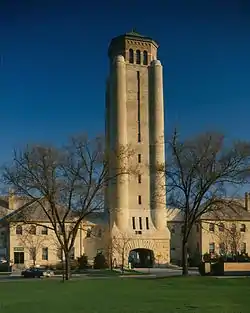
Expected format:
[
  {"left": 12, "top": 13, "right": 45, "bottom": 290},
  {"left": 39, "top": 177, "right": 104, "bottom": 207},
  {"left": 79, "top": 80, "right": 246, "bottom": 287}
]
[{"left": 0, "top": 277, "right": 250, "bottom": 313}]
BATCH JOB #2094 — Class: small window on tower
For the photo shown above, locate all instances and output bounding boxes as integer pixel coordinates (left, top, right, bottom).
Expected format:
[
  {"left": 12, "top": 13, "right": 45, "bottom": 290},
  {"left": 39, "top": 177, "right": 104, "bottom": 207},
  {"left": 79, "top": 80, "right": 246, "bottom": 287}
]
[
  {"left": 129, "top": 49, "right": 134, "bottom": 63},
  {"left": 132, "top": 217, "right": 136, "bottom": 230},
  {"left": 146, "top": 217, "right": 149, "bottom": 229},
  {"left": 138, "top": 174, "right": 141, "bottom": 184},
  {"left": 143, "top": 51, "right": 148, "bottom": 65},
  {"left": 136, "top": 50, "right": 141, "bottom": 64},
  {"left": 138, "top": 154, "right": 141, "bottom": 163},
  {"left": 138, "top": 195, "right": 142, "bottom": 205},
  {"left": 139, "top": 217, "right": 142, "bottom": 230}
]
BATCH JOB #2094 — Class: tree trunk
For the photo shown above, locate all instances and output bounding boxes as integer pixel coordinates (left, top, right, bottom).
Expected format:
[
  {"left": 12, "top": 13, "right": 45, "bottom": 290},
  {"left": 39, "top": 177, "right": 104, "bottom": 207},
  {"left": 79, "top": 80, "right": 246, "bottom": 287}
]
[
  {"left": 64, "top": 253, "right": 71, "bottom": 281},
  {"left": 121, "top": 252, "right": 124, "bottom": 274},
  {"left": 109, "top": 246, "right": 113, "bottom": 270},
  {"left": 181, "top": 240, "right": 188, "bottom": 276}
]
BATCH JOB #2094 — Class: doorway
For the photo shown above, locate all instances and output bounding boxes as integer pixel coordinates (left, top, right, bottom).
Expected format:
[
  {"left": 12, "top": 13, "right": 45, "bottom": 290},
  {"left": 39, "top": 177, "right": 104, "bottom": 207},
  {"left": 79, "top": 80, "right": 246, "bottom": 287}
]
[
  {"left": 14, "top": 252, "right": 24, "bottom": 264},
  {"left": 128, "top": 248, "right": 154, "bottom": 268}
]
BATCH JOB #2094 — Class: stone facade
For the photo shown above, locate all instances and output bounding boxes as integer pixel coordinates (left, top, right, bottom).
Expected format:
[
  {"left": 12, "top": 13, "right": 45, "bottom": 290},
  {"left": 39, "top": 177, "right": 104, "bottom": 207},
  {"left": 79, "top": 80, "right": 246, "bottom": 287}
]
[{"left": 105, "top": 31, "right": 170, "bottom": 266}]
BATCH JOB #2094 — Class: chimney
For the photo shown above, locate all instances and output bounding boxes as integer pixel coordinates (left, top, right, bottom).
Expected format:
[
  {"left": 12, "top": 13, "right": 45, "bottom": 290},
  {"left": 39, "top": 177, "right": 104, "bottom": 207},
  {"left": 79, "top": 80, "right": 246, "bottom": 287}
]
[
  {"left": 245, "top": 192, "right": 250, "bottom": 211},
  {"left": 8, "top": 189, "right": 25, "bottom": 211}
]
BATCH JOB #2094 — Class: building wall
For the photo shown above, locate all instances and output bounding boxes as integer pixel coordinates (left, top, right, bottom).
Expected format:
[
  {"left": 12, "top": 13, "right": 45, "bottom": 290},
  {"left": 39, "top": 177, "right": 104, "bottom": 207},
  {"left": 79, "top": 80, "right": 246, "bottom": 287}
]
[
  {"left": 200, "top": 220, "right": 250, "bottom": 256},
  {"left": 9, "top": 222, "right": 82, "bottom": 268}
]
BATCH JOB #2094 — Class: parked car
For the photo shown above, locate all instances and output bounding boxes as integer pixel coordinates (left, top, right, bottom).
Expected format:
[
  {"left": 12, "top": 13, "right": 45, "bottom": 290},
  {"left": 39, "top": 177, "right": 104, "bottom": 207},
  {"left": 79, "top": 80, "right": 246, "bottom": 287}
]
[{"left": 21, "top": 267, "right": 54, "bottom": 278}]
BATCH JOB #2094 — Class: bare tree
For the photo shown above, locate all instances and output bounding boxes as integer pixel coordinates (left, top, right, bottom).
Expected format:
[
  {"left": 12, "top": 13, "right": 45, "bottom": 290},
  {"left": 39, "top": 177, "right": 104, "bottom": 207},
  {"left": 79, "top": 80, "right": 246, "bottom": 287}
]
[
  {"left": 161, "top": 130, "right": 250, "bottom": 275},
  {"left": 106, "top": 233, "right": 131, "bottom": 274},
  {"left": 215, "top": 221, "right": 245, "bottom": 257},
  {"left": 2, "top": 135, "right": 134, "bottom": 280}
]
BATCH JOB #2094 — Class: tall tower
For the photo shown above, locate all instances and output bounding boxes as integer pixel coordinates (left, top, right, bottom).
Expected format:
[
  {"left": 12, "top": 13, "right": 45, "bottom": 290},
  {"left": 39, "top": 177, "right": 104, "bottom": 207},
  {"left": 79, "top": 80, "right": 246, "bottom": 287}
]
[{"left": 105, "top": 31, "right": 170, "bottom": 266}]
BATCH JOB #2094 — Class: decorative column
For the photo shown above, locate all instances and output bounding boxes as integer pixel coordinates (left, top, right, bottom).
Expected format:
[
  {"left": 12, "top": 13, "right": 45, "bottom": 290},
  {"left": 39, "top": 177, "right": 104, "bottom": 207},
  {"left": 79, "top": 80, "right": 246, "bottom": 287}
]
[
  {"left": 149, "top": 59, "right": 166, "bottom": 230},
  {"left": 105, "top": 77, "right": 111, "bottom": 217},
  {"left": 110, "top": 55, "right": 129, "bottom": 231}
]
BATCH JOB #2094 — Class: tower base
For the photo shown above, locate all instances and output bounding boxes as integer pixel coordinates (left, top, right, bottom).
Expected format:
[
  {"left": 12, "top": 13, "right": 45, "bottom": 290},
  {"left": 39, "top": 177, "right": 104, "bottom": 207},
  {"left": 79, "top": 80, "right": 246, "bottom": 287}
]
[{"left": 108, "top": 226, "right": 170, "bottom": 268}]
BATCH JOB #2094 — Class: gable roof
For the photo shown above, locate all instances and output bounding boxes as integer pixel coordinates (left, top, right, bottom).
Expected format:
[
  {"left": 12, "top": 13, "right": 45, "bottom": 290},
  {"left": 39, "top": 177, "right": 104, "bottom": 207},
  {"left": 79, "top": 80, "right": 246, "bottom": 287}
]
[
  {"left": 201, "top": 200, "right": 250, "bottom": 221},
  {"left": 0, "top": 197, "right": 76, "bottom": 224}
]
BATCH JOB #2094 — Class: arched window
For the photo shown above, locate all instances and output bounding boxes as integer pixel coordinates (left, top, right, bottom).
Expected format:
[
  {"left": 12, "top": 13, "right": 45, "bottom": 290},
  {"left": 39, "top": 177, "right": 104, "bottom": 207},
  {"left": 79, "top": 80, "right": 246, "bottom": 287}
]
[
  {"left": 98, "top": 229, "right": 102, "bottom": 238},
  {"left": 136, "top": 50, "right": 141, "bottom": 64},
  {"left": 86, "top": 228, "right": 91, "bottom": 238},
  {"left": 29, "top": 225, "right": 36, "bottom": 235},
  {"left": 218, "top": 223, "right": 224, "bottom": 232},
  {"left": 143, "top": 50, "right": 148, "bottom": 65},
  {"left": 240, "top": 224, "right": 246, "bottom": 232},
  {"left": 129, "top": 49, "right": 134, "bottom": 63},
  {"left": 16, "top": 225, "right": 22, "bottom": 235},
  {"left": 231, "top": 223, "right": 236, "bottom": 233},
  {"left": 209, "top": 223, "right": 214, "bottom": 232}
]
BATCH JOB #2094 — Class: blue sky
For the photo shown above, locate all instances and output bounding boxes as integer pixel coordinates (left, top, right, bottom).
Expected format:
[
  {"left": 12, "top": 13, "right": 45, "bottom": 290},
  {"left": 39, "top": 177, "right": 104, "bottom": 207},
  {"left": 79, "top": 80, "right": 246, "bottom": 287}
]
[{"left": 1, "top": 0, "right": 250, "bottom": 163}]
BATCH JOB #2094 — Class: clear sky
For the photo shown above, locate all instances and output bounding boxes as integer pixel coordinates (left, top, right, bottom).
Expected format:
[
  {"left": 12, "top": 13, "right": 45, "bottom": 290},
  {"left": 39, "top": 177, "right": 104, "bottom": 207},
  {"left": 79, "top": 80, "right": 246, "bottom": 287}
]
[{"left": 1, "top": 0, "right": 250, "bottom": 163}]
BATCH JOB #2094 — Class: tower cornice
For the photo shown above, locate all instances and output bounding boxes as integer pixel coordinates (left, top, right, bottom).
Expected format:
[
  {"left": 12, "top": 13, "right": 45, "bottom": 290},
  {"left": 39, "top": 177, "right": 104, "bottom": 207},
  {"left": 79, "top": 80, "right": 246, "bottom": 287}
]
[{"left": 108, "top": 32, "right": 159, "bottom": 58}]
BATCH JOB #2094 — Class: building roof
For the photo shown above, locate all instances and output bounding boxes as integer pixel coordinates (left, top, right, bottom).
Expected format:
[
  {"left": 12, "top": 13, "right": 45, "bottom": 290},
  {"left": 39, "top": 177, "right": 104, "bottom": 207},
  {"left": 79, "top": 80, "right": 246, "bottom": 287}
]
[
  {"left": 201, "top": 200, "right": 250, "bottom": 221},
  {"left": 166, "top": 199, "right": 250, "bottom": 222},
  {"left": 0, "top": 196, "right": 108, "bottom": 227},
  {"left": 0, "top": 198, "right": 76, "bottom": 224},
  {"left": 108, "top": 30, "right": 159, "bottom": 57}
]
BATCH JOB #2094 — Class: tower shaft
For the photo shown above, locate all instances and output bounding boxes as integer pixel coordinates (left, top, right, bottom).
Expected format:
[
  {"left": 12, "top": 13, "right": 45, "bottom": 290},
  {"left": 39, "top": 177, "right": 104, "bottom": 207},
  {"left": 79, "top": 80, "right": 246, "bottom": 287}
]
[
  {"left": 110, "top": 56, "right": 129, "bottom": 231},
  {"left": 149, "top": 60, "right": 166, "bottom": 230}
]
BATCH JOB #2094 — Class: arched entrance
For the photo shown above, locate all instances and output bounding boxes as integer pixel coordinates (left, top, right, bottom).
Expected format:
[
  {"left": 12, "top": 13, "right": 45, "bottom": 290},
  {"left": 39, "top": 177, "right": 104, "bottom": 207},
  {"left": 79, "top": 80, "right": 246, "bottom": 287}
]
[{"left": 128, "top": 248, "right": 154, "bottom": 268}]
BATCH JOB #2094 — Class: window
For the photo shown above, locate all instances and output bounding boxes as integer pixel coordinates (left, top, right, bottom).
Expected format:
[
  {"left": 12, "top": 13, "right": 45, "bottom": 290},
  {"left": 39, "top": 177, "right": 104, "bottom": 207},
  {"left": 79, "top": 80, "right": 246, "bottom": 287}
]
[
  {"left": 218, "top": 223, "right": 224, "bottom": 232},
  {"left": 139, "top": 217, "right": 142, "bottom": 230},
  {"left": 29, "top": 247, "right": 36, "bottom": 260},
  {"left": 138, "top": 174, "right": 142, "bottom": 184},
  {"left": 209, "top": 223, "right": 214, "bottom": 232},
  {"left": 98, "top": 229, "right": 102, "bottom": 237},
  {"left": 143, "top": 51, "right": 148, "bottom": 65},
  {"left": 16, "top": 225, "right": 22, "bottom": 235},
  {"left": 86, "top": 228, "right": 91, "bottom": 238},
  {"left": 231, "top": 223, "right": 236, "bottom": 233},
  {"left": 146, "top": 217, "right": 149, "bottom": 230},
  {"left": 129, "top": 49, "right": 134, "bottom": 63},
  {"left": 196, "top": 224, "right": 199, "bottom": 232},
  {"left": 70, "top": 247, "right": 75, "bottom": 260},
  {"left": 209, "top": 243, "right": 215, "bottom": 253},
  {"left": 57, "top": 248, "right": 63, "bottom": 260},
  {"left": 196, "top": 242, "right": 200, "bottom": 252},
  {"left": 137, "top": 71, "right": 141, "bottom": 143},
  {"left": 42, "top": 247, "right": 48, "bottom": 261},
  {"left": 240, "top": 224, "right": 246, "bottom": 232},
  {"left": 138, "top": 195, "right": 142, "bottom": 205},
  {"left": 41, "top": 226, "right": 48, "bottom": 235},
  {"left": 132, "top": 217, "right": 136, "bottom": 230},
  {"left": 231, "top": 242, "right": 237, "bottom": 254},
  {"left": 138, "top": 154, "right": 141, "bottom": 163},
  {"left": 57, "top": 224, "right": 63, "bottom": 235},
  {"left": 29, "top": 225, "right": 36, "bottom": 235},
  {"left": 241, "top": 242, "right": 246, "bottom": 253},
  {"left": 219, "top": 243, "right": 225, "bottom": 254},
  {"left": 171, "top": 227, "right": 175, "bottom": 234},
  {"left": 136, "top": 50, "right": 141, "bottom": 64},
  {"left": 181, "top": 225, "right": 184, "bottom": 234},
  {"left": 135, "top": 230, "right": 142, "bottom": 235}
]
